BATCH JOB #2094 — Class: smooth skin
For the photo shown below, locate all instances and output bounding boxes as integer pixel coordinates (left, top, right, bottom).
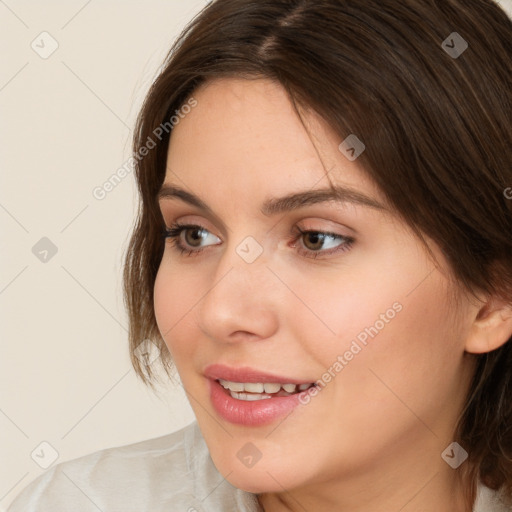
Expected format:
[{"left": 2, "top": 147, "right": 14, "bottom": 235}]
[{"left": 153, "top": 77, "right": 512, "bottom": 512}]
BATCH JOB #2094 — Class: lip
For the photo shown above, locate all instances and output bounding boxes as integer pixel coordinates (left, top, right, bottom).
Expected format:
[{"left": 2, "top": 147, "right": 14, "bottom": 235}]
[
  {"left": 204, "top": 364, "right": 315, "bottom": 384},
  {"left": 204, "top": 364, "right": 318, "bottom": 426}
]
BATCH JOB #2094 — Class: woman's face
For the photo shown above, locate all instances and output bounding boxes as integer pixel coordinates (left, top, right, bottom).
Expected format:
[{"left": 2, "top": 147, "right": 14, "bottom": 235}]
[{"left": 154, "top": 78, "right": 477, "bottom": 504}]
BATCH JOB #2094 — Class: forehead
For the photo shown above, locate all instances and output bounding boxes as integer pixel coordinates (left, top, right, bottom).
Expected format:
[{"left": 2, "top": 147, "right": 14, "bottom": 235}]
[{"left": 165, "top": 77, "right": 384, "bottom": 208}]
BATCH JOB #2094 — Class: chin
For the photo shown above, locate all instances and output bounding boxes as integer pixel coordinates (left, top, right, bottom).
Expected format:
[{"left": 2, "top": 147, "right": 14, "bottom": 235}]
[
  {"left": 211, "top": 452, "right": 307, "bottom": 494},
  {"left": 224, "top": 469, "right": 296, "bottom": 494}
]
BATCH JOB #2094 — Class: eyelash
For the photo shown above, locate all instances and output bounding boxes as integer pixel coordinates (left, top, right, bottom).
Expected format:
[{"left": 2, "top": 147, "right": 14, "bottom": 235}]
[{"left": 163, "top": 222, "right": 355, "bottom": 259}]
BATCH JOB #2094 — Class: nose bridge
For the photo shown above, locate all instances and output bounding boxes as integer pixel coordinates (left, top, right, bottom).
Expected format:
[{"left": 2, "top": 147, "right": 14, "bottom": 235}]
[
  {"left": 216, "top": 233, "right": 272, "bottom": 293},
  {"left": 197, "top": 234, "right": 280, "bottom": 341}
]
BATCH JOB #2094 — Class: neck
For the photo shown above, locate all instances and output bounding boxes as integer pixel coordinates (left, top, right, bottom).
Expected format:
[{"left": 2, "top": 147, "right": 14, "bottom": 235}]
[
  {"left": 258, "top": 476, "right": 473, "bottom": 512},
  {"left": 256, "top": 443, "right": 476, "bottom": 512}
]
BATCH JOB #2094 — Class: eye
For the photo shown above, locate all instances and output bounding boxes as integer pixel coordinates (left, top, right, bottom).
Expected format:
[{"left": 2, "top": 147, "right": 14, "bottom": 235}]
[
  {"left": 164, "top": 222, "right": 220, "bottom": 257},
  {"left": 163, "top": 222, "right": 355, "bottom": 259},
  {"left": 290, "top": 227, "right": 354, "bottom": 259}
]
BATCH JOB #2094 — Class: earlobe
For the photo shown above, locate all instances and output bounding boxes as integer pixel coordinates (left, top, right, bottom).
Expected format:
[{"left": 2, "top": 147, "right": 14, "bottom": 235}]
[{"left": 464, "top": 297, "right": 512, "bottom": 354}]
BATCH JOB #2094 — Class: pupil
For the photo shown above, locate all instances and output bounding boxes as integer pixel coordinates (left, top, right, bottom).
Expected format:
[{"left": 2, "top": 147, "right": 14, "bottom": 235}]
[
  {"left": 306, "top": 233, "right": 323, "bottom": 250},
  {"left": 186, "top": 228, "right": 203, "bottom": 246}
]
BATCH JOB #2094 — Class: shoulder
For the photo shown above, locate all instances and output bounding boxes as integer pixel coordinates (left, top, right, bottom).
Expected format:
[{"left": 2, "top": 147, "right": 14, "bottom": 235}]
[
  {"left": 7, "top": 422, "right": 261, "bottom": 512},
  {"left": 474, "top": 482, "right": 512, "bottom": 512},
  {"left": 6, "top": 422, "right": 199, "bottom": 512}
]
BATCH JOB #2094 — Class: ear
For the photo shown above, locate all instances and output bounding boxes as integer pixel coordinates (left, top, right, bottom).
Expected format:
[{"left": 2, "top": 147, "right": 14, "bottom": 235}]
[{"left": 465, "top": 296, "right": 512, "bottom": 354}]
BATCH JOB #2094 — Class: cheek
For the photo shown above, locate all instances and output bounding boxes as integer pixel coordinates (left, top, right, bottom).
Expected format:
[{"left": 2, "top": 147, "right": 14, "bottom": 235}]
[
  {"left": 153, "top": 262, "right": 199, "bottom": 362},
  {"left": 335, "top": 272, "right": 462, "bottom": 430},
  {"left": 303, "top": 242, "right": 462, "bottom": 415},
  {"left": 285, "top": 264, "right": 407, "bottom": 364}
]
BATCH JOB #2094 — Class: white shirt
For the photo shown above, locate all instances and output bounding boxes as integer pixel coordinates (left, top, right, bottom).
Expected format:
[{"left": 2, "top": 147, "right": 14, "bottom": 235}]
[{"left": 6, "top": 421, "right": 511, "bottom": 511}]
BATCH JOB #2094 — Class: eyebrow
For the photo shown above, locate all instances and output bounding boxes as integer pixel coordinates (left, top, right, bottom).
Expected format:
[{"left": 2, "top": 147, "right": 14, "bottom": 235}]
[{"left": 157, "top": 183, "right": 385, "bottom": 217}]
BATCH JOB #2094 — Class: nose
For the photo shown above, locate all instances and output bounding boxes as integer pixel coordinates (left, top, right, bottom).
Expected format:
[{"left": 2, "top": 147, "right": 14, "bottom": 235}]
[{"left": 197, "top": 238, "right": 280, "bottom": 344}]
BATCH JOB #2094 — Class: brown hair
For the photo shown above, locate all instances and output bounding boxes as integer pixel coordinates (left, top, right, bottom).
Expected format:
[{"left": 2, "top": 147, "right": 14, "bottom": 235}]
[{"left": 123, "top": 0, "right": 512, "bottom": 506}]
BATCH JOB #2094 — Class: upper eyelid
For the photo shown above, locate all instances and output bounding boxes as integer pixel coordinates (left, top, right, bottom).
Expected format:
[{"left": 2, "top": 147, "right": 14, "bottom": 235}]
[
  {"left": 159, "top": 207, "right": 231, "bottom": 238},
  {"left": 164, "top": 217, "right": 351, "bottom": 242},
  {"left": 167, "top": 222, "right": 352, "bottom": 243},
  {"left": 163, "top": 216, "right": 357, "bottom": 241}
]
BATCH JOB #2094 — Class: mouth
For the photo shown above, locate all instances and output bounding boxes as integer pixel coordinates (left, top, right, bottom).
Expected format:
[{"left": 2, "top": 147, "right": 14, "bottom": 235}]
[
  {"left": 204, "top": 364, "right": 320, "bottom": 425},
  {"left": 217, "top": 379, "right": 317, "bottom": 401}
]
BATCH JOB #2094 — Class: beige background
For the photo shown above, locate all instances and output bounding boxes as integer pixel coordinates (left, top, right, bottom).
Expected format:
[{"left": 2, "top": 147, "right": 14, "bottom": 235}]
[{"left": 1, "top": 0, "right": 511, "bottom": 509}]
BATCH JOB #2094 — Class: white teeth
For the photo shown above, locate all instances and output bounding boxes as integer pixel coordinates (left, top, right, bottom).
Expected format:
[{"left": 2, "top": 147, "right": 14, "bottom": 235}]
[
  {"left": 263, "top": 383, "right": 281, "bottom": 393},
  {"left": 219, "top": 379, "right": 244, "bottom": 392},
  {"left": 232, "top": 391, "right": 272, "bottom": 401},
  {"left": 244, "top": 382, "right": 264, "bottom": 393},
  {"left": 218, "top": 379, "right": 312, "bottom": 397}
]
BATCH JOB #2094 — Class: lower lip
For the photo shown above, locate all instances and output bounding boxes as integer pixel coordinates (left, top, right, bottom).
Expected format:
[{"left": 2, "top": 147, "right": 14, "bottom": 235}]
[{"left": 209, "top": 379, "right": 310, "bottom": 426}]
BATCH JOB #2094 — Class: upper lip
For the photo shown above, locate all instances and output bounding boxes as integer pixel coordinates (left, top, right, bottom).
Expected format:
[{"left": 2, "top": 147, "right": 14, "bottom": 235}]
[{"left": 204, "top": 364, "right": 315, "bottom": 384}]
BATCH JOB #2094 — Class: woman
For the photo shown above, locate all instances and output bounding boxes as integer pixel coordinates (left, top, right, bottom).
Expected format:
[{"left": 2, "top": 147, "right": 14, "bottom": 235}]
[{"left": 8, "top": 0, "right": 512, "bottom": 510}]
